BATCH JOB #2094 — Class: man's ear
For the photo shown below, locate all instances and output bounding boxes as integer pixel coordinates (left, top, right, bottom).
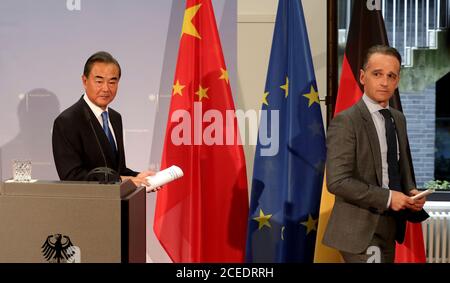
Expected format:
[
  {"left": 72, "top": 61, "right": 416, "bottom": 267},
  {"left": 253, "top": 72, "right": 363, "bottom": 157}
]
[
  {"left": 81, "top": 75, "right": 87, "bottom": 89},
  {"left": 359, "top": 69, "right": 365, "bottom": 86}
]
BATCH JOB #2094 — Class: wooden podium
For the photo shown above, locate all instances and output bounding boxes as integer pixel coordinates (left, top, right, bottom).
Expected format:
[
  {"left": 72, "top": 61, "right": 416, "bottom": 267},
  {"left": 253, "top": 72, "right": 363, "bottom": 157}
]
[{"left": 0, "top": 180, "right": 146, "bottom": 263}]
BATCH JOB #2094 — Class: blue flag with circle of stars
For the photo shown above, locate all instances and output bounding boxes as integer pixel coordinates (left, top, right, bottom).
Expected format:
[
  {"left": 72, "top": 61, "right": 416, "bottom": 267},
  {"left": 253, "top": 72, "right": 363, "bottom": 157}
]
[{"left": 245, "top": 0, "right": 326, "bottom": 263}]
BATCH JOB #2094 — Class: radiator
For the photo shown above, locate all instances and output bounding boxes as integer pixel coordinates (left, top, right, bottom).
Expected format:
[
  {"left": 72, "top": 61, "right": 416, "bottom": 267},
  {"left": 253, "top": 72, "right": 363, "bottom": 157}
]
[{"left": 422, "top": 210, "right": 450, "bottom": 263}]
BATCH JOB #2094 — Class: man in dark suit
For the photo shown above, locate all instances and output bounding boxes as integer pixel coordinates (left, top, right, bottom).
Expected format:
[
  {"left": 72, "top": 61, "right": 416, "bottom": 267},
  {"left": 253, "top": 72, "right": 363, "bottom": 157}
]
[
  {"left": 323, "top": 45, "right": 427, "bottom": 263},
  {"left": 52, "top": 51, "right": 152, "bottom": 186}
]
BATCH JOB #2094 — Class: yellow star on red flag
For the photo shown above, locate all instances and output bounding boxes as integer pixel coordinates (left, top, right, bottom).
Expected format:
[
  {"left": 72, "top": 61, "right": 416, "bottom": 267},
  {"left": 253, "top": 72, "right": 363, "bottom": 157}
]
[
  {"left": 181, "top": 3, "right": 202, "bottom": 39},
  {"left": 196, "top": 85, "right": 209, "bottom": 101},
  {"left": 219, "top": 68, "right": 229, "bottom": 84},
  {"left": 172, "top": 80, "right": 185, "bottom": 96}
]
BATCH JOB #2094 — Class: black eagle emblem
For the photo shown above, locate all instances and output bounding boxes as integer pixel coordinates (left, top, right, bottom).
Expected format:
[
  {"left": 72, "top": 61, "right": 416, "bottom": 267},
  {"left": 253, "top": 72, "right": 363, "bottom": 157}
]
[{"left": 41, "top": 234, "right": 75, "bottom": 263}]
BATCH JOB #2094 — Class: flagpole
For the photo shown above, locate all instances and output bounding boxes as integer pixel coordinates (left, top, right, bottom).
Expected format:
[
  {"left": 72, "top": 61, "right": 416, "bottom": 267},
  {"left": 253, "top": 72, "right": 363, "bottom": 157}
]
[{"left": 326, "top": 0, "right": 338, "bottom": 124}]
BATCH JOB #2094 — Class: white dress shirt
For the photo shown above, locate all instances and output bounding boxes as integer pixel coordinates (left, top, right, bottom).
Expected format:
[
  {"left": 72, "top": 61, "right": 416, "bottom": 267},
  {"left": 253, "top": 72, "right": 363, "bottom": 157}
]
[{"left": 83, "top": 94, "right": 117, "bottom": 148}]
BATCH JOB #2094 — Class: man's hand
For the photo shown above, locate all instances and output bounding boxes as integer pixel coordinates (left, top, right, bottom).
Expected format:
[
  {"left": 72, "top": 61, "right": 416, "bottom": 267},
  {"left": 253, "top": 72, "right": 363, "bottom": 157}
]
[
  {"left": 389, "top": 191, "right": 415, "bottom": 211},
  {"left": 121, "top": 170, "right": 156, "bottom": 187},
  {"left": 408, "top": 189, "right": 426, "bottom": 211}
]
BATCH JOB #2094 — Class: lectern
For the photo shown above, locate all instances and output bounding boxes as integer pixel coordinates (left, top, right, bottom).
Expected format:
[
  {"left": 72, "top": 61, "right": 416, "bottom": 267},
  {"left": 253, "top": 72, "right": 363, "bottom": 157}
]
[{"left": 0, "top": 180, "right": 146, "bottom": 263}]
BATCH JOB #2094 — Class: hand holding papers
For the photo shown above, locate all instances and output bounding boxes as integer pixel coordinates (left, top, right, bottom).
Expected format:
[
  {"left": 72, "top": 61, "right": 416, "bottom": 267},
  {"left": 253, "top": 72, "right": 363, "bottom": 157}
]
[
  {"left": 411, "top": 188, "right": 435, "bottom": 200},
  {"left": 145, "top": 165, "right": 184, "bottom": 193}
]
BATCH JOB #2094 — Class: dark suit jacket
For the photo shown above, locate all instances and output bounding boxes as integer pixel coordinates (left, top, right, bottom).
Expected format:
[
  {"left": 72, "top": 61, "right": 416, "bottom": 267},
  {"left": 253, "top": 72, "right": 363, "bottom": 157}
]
[
  {"left": 52, "top": 97, "right": 138, "bottom": 181},
  {"left": 323, "top": 99, "right": 427, "bottom": 254}
]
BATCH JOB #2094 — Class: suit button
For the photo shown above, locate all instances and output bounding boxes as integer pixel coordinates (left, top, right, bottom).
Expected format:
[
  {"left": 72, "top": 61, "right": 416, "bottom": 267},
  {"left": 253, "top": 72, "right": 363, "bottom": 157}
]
[{"left": 369, "top": 207, "right": 378, "bottom": 214}]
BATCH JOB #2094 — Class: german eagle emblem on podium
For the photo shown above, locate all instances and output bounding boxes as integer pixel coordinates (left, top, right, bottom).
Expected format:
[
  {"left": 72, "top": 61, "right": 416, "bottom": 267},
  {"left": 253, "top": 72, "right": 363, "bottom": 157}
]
[{"left": 41, "top": 234, "right": 75, "bottom": 263}]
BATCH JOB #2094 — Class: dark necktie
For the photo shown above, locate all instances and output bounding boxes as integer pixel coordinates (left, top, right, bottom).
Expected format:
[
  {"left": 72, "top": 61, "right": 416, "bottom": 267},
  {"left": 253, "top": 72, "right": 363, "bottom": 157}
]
[
  {"left": 379, "top": 109, "right": 401, "bottom": 191},
  {"left": 101, "top": 111, "right": 117, "bottom": 152}
]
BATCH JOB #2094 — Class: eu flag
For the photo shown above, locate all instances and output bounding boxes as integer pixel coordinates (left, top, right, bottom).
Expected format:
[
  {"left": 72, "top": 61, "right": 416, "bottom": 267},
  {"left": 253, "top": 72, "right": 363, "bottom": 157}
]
[{"left": 246, "top": 0, "right": 326, "bottom": 263}]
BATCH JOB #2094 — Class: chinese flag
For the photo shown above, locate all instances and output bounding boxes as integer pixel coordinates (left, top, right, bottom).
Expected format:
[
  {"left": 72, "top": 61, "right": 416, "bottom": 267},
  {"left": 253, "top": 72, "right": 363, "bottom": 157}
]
[
  {"left": 153, "top": 0, "right": 249, "bottom": 263},
  {"left": 314, "top": 0, "right": 426, "bottom": 263}
]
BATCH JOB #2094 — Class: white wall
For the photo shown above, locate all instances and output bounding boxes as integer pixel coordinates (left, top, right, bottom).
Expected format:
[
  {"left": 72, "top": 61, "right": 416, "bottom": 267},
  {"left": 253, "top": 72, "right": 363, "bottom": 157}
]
[{"left": 236, "top": 0, "right": 327, "bottom": 188}]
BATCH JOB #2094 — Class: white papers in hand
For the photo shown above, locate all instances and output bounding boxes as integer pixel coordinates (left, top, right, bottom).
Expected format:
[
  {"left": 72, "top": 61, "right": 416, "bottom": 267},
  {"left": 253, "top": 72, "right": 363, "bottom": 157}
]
[
  {"left": 145, "top": 165, "right": 183, "bottom": 193},
  {"left": 411, "top": 188, "right": 435, "bottom": 200}
]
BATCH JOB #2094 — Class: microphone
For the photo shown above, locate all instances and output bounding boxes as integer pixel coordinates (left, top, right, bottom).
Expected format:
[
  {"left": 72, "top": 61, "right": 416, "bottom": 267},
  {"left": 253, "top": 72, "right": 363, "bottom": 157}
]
[{"left": 83, "top": 107, "right": 119, "bottom": 184}]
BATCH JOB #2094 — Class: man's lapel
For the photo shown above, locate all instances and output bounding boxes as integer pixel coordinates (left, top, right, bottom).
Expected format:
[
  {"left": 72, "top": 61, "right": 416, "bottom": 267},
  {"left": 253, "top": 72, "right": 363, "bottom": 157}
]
[{"left": 357, "top": 100, "right": 383, "bottom": 186}]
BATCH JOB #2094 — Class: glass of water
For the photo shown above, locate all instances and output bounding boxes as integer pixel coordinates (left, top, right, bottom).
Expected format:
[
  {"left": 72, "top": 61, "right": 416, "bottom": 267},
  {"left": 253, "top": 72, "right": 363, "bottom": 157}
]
[{"left": 12, "top": 160, "right": 32, "bottom": 182}]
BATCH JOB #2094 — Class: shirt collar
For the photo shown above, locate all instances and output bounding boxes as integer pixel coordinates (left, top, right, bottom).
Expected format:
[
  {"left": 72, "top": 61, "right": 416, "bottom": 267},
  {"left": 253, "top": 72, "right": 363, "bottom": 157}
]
[
  {"left": 362, "top": 93, "right": 390, "bottom": 114},
  {"left": 83, "top": 93, "right": 108, "bottom": 119}
]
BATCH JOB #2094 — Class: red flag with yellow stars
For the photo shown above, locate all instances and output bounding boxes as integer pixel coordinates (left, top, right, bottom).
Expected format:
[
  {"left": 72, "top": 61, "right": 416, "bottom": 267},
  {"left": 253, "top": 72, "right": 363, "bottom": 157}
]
[{"left": 153, "top": 0, "right": 249, "bottom": 262}]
